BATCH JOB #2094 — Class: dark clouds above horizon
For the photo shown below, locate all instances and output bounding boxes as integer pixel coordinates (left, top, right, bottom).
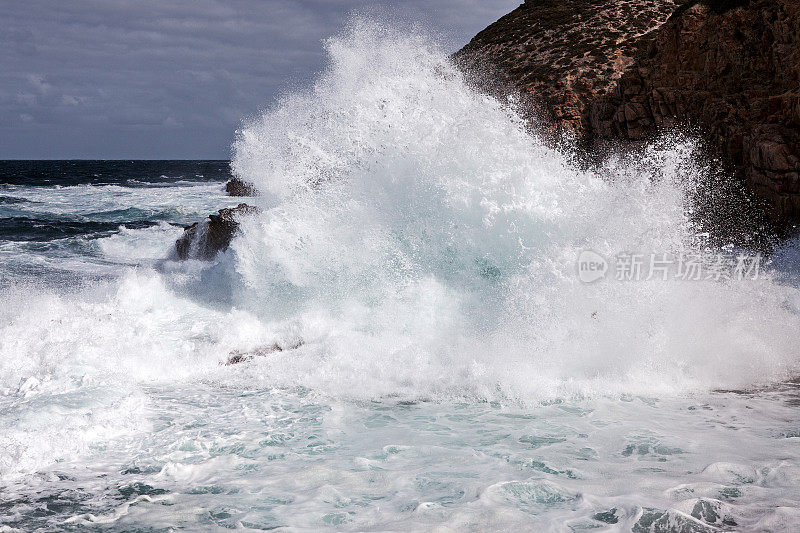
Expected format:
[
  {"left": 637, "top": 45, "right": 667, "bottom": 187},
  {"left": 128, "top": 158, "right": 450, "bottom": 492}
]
[{"left": 1, "top": 0, "right": 520, "bottom": 159}]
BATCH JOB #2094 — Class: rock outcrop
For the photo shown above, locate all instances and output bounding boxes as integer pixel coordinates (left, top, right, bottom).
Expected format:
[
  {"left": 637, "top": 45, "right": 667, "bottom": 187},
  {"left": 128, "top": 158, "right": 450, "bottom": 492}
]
[
  {"left": 454, "top": 0, "right": 680, "bottom": 136},
  {"left": 225, "top": 340, "right": 305, "bottom": 366},
  {"left": 174, "top": 203, "right": 258, "bottom": 260},
  {"left": 456, "top": 0, "right": 800, "bottom": 226},
  {"left": 589, "top": 0, "right": 800, "bottom": 223},
  {"left": 173, "top": 177, "right": 257, "bottom": 261},
  {"left": 225, "top": 177, "right": 256, "bottom": 197}
]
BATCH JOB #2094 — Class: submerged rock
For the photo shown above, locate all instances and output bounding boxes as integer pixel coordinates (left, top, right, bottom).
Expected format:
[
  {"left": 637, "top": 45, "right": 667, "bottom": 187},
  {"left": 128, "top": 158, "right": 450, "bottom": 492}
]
[
  {"left": 225, "top": 340, "right": 305, "bottom": 365},
  {"left": 225, "top": 176, "right": 256, "bottom": 197},
  {"left": 174, "top": 203, "right": 259, "bottom": 260}
]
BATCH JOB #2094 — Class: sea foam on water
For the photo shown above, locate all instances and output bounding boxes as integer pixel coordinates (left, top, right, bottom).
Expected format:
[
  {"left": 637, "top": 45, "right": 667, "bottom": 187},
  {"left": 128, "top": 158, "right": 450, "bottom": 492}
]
[
  {"left": 227, "top": 20, "right": 800, "bottom": 400},
  {"left": 1, "top": 20, "right": 800, "bottom": 531}
]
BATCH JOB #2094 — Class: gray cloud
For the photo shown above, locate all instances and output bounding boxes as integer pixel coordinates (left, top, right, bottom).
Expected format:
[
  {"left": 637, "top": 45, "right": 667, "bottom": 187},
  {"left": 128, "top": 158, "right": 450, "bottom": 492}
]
[{"left": 0, "top": 0, "right": 519, "bottom": 159}]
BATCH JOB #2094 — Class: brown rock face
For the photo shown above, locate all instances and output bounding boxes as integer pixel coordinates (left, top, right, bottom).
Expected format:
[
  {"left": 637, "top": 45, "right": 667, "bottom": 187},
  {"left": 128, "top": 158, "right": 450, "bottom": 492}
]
[
  {"left": 454, "top": 0, "right": 680, "bottom": 136},
  {"left": 457, "top": 0, "right": 800, "bottom": 227},
  {"left": 225, "top": 177, "right": 256, "bottom": 197},
  {"left": 589, "top": 0, "right": 800, "bottom": 224},
  {"left": 174, "top": 203, "right": 259, "bottom": 260}
]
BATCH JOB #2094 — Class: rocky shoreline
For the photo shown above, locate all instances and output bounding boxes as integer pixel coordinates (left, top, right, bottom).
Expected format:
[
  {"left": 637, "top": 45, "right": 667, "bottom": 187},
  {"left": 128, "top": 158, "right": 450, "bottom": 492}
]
[
  {"left": 456, "top": 0, "right": 800, "bottom": 228},
  {"left": 454, "top": 0, "right": 681, "bottom": 138},
  {"left": 589, "top": 0, "right": 799, "bottom": 224},
  {"left": 176, "top": 0, "right": 799, "bottom": 260}
]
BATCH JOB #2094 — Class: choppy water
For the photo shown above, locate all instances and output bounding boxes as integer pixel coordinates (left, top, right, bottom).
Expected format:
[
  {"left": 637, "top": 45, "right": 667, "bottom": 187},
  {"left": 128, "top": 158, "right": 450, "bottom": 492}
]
[
  {"left": 0, "top": 160, "right": 241, "bottom": 289},
  {"left": 2, "top": 22, "right": 800, "bottom": 532}
]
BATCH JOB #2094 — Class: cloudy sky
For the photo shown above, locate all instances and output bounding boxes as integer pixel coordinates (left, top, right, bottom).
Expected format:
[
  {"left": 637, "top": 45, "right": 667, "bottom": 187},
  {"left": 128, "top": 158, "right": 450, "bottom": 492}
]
[{"left": 1, "top": 0, "right": 519, "bottom": 159}]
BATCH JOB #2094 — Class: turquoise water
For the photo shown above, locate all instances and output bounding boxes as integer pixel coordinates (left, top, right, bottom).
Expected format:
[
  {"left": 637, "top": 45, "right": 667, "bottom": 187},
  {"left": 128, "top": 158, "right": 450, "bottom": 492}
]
[{"left": 3, "top": 384, "right": 800, "bottom": 530}]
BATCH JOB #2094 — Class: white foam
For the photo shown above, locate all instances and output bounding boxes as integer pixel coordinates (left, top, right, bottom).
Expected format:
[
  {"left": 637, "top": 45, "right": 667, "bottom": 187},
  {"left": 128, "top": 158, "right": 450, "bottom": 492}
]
[
  {"left": 1, "top": 21, "right": 800, "bottom": 530},
  {"left": 224, "top": 21, "right": 800, "bottom": 400}
]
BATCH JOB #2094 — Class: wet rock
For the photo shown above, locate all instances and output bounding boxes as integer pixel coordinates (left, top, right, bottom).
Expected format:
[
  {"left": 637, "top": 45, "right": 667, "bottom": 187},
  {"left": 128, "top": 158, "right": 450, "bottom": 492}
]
[
  {"left": 225, "top": 340, "right": 305, "bottom": 365},
  {"left": 225, "top": 177, "right": 256, "bottom": 197},
  {"left": 174, "top": 203, "right": 259, "bottom": 260},
  {"left": 588, "top": 0, "right": 800, "bottom": 224},
  {"left": 457, "top": 0, "right": 800, "bottom": 227}
]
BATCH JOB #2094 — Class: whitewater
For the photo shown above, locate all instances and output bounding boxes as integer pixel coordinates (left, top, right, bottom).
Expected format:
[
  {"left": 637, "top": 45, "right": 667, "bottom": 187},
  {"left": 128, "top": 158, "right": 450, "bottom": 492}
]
[{"left": 1, "top": 22, "right": 800, "bottom": 531}]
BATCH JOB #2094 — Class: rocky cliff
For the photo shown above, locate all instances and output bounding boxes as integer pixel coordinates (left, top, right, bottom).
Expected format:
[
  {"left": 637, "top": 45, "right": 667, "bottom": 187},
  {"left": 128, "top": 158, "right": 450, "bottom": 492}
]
[
  {"left": 457, "top": 0, "right": 800, "bottom": 227},
  {"left": 454, "top": 0, "right": 680, "bottom": 136},
  {"left": 590, "top": 0, "right": 800, "bottom": 223}
]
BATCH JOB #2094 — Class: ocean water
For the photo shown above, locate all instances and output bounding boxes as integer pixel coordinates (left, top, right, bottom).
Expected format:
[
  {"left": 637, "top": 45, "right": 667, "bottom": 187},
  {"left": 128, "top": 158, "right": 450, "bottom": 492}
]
[{"left": 2, "top": 22, "right": 800, "bottom": 532}]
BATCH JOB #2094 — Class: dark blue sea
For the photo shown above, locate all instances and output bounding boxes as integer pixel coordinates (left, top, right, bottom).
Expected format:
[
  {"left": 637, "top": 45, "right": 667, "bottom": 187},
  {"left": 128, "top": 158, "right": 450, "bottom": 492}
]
[
  {"left": 0, "top": 160, "right": 243, "bottom": 287},
  {"left": 0, "top": 160, "right": 230, "bottom": 240}
]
